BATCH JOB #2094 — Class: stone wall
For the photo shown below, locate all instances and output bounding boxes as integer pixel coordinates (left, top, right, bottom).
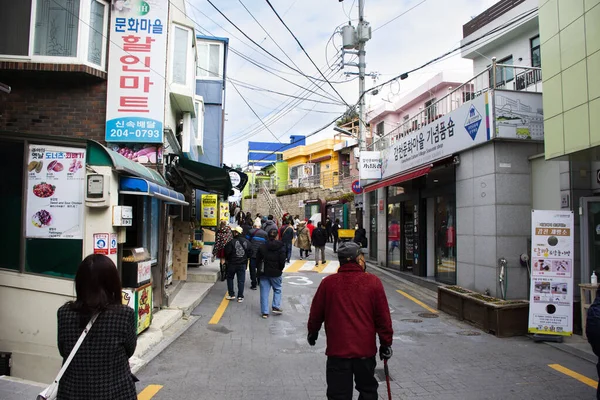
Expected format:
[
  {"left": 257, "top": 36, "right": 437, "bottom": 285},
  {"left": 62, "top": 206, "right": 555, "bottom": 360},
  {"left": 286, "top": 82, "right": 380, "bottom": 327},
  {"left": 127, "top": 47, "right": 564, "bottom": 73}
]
[{"left": 243, "top": 187, "right": 357, "bottom": 226}]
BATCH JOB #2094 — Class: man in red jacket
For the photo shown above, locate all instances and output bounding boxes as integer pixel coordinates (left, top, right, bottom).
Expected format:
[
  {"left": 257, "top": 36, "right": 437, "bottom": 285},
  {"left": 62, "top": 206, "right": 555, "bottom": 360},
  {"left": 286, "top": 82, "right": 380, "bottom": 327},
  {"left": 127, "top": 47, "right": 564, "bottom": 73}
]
[{"left": 307, "top": 242, "right": 393, "bottom": 400}]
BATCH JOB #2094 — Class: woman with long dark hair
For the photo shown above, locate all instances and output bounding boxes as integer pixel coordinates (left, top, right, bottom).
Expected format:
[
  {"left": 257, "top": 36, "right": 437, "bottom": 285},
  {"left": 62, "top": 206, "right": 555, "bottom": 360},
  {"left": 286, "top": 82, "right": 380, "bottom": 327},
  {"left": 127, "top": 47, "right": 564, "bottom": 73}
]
[{"left": 57, "top": 254, "right": 137, "bottom": 400}]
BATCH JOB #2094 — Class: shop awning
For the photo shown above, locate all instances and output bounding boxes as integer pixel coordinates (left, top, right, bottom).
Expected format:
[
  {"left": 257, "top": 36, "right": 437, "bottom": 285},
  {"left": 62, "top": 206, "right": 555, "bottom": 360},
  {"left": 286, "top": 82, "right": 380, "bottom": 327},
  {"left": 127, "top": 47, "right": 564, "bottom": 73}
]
[
  {"left": 363, "top": 165, "right": 432, "bottom": 193},
  {"left": 119, "top": 177, "right": 188, "bottom": 205},
  {"left": 171, "top": 157, "right": 232, "bottom": 196}
]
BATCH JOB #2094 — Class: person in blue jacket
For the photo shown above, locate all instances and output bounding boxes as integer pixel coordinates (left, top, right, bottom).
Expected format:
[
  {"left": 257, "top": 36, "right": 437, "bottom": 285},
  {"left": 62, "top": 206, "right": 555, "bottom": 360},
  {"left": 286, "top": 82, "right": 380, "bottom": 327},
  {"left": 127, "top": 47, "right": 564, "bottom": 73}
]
[
  {"left": 246, "top": 222, "right": 268, "bottom": 290},
  {"left": 587, "top": 288, "right": 600, "bottom": 399}
]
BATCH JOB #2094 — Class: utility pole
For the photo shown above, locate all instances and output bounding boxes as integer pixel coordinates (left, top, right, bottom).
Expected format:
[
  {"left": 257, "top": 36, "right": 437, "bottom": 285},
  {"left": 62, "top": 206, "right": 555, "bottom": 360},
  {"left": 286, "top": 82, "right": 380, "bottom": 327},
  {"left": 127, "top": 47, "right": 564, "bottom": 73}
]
[{"left": 357, "top": 0, "right": 366, "bottom": 152}]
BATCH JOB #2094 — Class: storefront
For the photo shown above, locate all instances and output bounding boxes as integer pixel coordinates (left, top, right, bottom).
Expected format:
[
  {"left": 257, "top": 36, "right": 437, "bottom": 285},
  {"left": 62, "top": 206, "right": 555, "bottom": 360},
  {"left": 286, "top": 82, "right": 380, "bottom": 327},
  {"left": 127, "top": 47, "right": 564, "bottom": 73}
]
[{"left": 326, "top": 200, "right": 349, "bottom": 228}]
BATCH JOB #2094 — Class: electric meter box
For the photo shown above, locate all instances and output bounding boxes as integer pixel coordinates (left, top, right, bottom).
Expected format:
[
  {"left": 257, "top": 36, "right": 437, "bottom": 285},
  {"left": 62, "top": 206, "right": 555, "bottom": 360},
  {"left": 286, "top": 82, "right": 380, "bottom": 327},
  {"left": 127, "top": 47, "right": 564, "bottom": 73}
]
[
  {"left": 85, "top": 173, "right": 110, "bottom": 207},
  {"left": 357, "top": 21, "right": 372, "bottom": 42},
  {"left": 113, "top": 205, "right": 133, "bottom": 226}
]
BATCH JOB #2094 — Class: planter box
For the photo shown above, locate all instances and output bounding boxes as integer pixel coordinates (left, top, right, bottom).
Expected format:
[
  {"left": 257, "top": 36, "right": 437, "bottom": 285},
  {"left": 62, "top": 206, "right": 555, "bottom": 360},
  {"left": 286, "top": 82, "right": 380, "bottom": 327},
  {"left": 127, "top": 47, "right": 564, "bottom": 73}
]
[{"left": 437, "top": 286, "right": 529, "bottom": 338}]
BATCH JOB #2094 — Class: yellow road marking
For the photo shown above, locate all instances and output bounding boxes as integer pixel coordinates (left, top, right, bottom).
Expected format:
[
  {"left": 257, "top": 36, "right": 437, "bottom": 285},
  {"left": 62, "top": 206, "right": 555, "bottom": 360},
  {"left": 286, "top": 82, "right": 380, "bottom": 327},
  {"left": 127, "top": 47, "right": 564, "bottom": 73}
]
[
  {"left": 548, "top": 364, "right": 598, "bottom": 389},
  {"left": 314, "top": 261, "right": 329, "bottom": 273},
  {"left": 208, "top": 294, "right": 229, "bottom": 325},
  {"left": 138, "top": 384, "right": 163, "bottom": 400},
  {"left": 284, "top": 259, "right": 306, "bottom": 273},
  {"left": 396, "top": 289, "right": 438, "bottom": 314}
]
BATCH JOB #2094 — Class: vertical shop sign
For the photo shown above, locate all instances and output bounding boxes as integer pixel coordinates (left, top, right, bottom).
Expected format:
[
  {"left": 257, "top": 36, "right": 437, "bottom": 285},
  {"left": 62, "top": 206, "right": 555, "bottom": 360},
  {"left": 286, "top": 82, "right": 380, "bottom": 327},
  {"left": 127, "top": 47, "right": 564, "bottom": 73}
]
[
  {"left": 105, "top": 0, "right": 168, "bottom": 143},
  {"left": 413, "top": 204, "right": 419, "bottom": 265},
  {"left": 201, "top": 194, "right": 218, "bottom": 227},
  {"left": 528, "top": 210, "right": 574, "bottom": 336},
  {"left": 360, "top": 151, "right": 382, "bottom": 180},
  {"left": 93, "top": 233, "right": 110, "bottom": 255},
  {"left": 26, "top": 145, "right": 86, "bottom": 239},
  {"left": 219, "top": 202, "right": 230, "bottom": 223}
]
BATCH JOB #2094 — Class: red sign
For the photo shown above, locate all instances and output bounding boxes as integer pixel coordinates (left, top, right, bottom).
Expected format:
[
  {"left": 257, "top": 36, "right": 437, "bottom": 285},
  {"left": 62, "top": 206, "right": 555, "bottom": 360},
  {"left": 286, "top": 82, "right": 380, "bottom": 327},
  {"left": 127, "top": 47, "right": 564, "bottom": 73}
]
[
  {"left": 351, "top": 180, "right": 363, "bottom": 194},
  {"left": 379, "top": 199, "right": 384, "bottom": 211}
]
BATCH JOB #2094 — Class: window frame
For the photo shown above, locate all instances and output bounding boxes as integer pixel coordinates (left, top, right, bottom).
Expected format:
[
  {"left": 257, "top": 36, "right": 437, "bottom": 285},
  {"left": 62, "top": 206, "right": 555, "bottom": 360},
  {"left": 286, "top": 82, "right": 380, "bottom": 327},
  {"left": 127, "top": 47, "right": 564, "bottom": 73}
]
[
  {"left": 170, "top": 23, "right": 195, "bottom": 87},
  {"left": 196, "top": 40, "right": 224, "bottom": 80},
  {"left": 0, "top": 0, "right": 109, "bottom": 70},
  {"left": 530, "top": 35, "right": 541, "bottom": 68}
]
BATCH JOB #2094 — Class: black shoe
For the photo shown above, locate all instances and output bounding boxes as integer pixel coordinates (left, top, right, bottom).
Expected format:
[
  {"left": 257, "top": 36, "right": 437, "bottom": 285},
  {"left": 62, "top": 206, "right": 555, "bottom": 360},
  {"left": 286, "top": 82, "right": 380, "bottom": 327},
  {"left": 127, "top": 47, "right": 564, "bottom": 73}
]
[
  {"left": 322, "top": 261, "right": 326, "bottom": 264},
  {"left": 250, "top": 286, "right": 257, "bottom": 290},
  {"left": 272, "top": 307, "right": 283, "bottom": 314}
]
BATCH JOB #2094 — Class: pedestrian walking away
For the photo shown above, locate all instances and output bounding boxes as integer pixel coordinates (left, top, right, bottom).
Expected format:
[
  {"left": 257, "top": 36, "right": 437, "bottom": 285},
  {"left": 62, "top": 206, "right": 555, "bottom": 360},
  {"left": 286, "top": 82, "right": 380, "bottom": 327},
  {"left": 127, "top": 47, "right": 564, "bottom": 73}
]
[
  {"left": 279, "top": 218, "right": 295, "bottom": 263},
  {"left": 246, "top": 222, "right": 268, "bottom": 290},
  {"left": 224, "top": 226, "right": 252, "bottom": 302},
  {"left": 307, "top": 241, "right": 393, "bottom": 400},
  {"left": 55, "top": 254, "right": 138, "bottom": 400},
  {"left": 331, "top": 218, "right": 341, "bottom": 253},
  {"left": 311, "top": 221, "right": 328, "bottom": 265},
  {"left": 256, "top": 229, "right": 286, "bottom": 319},
  {"left": 295, "top": 220, "right": 312, "bottom": 259},
  {"left": 353, "top": 224, "right": 368, "bottom": 249},
  {"left": 213, "top": 221, "right": 233, "bottom": 282},
  {"left": 586, "top": 287, "right": 600, "bottom": 399},
  {"left": 263, "top": 214, "right": 279, "bottom": 238}
]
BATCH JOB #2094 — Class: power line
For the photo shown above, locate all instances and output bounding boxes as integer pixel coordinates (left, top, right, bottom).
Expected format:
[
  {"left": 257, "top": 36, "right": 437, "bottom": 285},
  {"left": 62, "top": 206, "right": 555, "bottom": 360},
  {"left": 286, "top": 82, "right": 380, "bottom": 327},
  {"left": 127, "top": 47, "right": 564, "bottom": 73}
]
[
  {"left": 229, "top": 80, "right": 282, "bottom": 143},
  {"left": 264, "top": 0, "right": 351, "bottom": 108},
  {"left": 373, "top": 0, "right": 427, "bottom": 32}
]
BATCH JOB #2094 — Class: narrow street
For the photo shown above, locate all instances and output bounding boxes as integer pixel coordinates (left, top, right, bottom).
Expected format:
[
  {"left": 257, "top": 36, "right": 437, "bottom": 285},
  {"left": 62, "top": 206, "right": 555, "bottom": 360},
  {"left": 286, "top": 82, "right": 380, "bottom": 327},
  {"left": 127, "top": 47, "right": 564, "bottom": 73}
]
[{"left": 135, "top": 247, "right": 598, "bottom": 400}]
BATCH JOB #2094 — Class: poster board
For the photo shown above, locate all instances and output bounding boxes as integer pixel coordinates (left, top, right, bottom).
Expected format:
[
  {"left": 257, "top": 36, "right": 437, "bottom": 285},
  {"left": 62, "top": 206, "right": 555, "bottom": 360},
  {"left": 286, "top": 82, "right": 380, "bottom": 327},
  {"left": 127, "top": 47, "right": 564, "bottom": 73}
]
[
  {"left": 200, "top": 194, "right": 218, "bottom": 226},
  {"left": 220, "top": 202, "right": 230, "bottom": 223},
  {"left": 528, "top": 210, "right": 574, "bottom": 336}
]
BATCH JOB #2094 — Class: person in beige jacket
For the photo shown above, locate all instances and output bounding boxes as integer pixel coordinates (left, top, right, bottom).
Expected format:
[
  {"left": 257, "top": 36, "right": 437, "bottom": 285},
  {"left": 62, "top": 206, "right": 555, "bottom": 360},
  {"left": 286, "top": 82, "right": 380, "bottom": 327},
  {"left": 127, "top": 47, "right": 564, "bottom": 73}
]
[{"left": 295, "top": 221, "right": 312, "bottom": 260}]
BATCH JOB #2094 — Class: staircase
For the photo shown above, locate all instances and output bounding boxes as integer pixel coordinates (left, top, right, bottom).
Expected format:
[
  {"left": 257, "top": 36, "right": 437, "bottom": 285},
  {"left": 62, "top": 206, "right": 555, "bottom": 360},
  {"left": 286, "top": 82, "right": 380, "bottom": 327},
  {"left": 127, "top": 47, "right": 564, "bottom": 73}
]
[{"left": 260, "top": 181, "right": 284, "bottom": 221}]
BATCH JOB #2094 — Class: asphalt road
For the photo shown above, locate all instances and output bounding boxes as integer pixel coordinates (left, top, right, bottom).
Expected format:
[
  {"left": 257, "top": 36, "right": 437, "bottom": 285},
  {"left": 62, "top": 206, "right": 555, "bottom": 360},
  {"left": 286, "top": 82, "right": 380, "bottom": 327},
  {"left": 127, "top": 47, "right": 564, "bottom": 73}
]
[{"left": 135, "top": 246, "right": 598, "bottom": 399}]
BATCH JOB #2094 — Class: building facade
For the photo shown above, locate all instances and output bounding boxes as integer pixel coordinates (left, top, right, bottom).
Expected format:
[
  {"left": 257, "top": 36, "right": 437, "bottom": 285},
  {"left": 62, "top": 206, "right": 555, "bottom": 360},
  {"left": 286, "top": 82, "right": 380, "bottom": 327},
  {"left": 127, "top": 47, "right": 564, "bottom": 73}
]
[
  {"left": 247, "top": 135, "right": 305, "bottom": 168},
  {"left": 362, "top": 0, "right": 543, "bottom": 299},
  {"left": 0, "top": 0, "right": 232, "bottom": 383}
]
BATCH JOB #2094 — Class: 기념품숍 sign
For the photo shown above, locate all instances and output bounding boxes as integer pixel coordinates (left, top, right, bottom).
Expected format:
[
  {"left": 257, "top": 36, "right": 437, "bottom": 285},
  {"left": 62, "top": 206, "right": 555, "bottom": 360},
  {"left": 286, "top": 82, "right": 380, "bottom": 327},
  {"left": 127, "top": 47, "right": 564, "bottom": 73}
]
[
  {"left": 26, "top": 145, "right": 86, "bottom": 239},
  {"left": 528, "top": 210, "right": 574, "bottom": 336},
  {"left": 105, "top": 0, "right": 168, "bottom": 143}
]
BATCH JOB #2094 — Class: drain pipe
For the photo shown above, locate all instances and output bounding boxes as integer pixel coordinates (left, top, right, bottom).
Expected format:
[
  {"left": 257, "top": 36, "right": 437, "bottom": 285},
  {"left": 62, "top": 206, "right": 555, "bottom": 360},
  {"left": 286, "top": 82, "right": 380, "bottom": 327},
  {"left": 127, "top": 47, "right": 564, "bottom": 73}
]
[{"left": 498, "top": 257, "right": 508, "bottom": 300}]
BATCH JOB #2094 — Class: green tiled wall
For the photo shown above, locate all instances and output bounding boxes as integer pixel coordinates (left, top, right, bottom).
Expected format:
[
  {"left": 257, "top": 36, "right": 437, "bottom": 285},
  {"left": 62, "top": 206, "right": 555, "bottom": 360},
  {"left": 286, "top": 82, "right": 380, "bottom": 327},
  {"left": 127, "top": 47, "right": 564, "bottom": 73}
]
[{"left": 540, "top": 0, "right": 600, "bottom": 158}]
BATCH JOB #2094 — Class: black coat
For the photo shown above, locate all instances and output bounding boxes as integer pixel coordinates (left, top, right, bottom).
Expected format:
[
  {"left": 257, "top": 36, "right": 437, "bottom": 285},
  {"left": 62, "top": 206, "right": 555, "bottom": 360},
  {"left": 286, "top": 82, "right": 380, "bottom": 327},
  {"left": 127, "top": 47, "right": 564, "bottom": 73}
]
[
  {"left": 224, "top": 235, "right": 252, "bottom": 265},
  {"left": 256, "top": 240, "right": 286, "bottom": 277},
  {"left": 312, "top": 227, "right": 328, "bottom": 247},
  {"left": 587, "top": 292, "right": 600, "bottom": 355},
  {"left": 354, "top": 228, "right": 368, "bottom": 248},
  {"left": 57, "top": 304, "right": 137, "bottom": 400}
]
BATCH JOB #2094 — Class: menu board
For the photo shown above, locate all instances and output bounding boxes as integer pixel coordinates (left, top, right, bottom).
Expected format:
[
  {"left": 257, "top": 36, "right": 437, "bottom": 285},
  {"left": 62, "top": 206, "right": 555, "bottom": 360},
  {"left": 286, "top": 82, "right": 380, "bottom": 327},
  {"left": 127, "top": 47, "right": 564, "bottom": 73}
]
[
  {"left": 201, "top": 194, "right": 218, "bottom": 227},
  {"left": 528, "top": 210, "right": 574, "bottom": 336},
  {"left": 25, "top": 145, "right": 86, "bottom": 239},
  {"left": 404, "top": 221, "right": 414, "bottom": 260}
]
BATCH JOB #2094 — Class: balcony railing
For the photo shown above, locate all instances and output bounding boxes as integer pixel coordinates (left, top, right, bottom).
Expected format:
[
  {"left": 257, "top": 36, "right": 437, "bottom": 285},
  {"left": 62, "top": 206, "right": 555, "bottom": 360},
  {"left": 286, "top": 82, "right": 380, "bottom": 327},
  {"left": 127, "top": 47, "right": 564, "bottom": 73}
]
[
  {"left": 287, "top": 170, "right": 358, "bottom": 191},
  {"left": 370, "top": 60, "right": 542, "bottom": 150}
]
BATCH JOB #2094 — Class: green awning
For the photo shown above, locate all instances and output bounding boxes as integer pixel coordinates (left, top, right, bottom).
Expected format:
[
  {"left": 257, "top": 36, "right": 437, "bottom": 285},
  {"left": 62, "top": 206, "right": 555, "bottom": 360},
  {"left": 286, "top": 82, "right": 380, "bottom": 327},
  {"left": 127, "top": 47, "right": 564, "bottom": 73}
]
[
  {"left": 174, "top": 157, "right": 232, "bottom": 196},
  {"left": 87, "top": 141, "right": 166, "bottom": 186}
]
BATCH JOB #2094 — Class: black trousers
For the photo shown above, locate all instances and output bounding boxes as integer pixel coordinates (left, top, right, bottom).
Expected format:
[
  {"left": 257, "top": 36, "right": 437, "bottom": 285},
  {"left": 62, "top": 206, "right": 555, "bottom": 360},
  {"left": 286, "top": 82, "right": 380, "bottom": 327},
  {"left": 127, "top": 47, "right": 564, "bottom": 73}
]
[{"left": 326, "top": 356, "right": 378, "bottom": 400}]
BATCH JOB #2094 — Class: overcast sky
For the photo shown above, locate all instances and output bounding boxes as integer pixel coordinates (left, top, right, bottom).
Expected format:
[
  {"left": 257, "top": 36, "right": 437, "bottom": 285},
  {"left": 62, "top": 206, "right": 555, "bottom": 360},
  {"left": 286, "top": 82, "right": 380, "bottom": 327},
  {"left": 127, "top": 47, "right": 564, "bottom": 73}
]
[{"left": 186, "top": 0, "right": 500, "bottom": 167}]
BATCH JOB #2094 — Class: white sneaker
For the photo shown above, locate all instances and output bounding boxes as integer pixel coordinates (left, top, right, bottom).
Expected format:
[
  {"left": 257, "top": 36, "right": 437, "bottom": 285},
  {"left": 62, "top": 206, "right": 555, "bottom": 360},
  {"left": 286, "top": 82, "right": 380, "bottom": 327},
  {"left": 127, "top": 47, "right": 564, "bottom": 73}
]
[
  {"left": 226, "top": 295, "right": 236, "bottom": 300},
  {"left": 237, "top": 297, "right": 244, "bottom": 303}
]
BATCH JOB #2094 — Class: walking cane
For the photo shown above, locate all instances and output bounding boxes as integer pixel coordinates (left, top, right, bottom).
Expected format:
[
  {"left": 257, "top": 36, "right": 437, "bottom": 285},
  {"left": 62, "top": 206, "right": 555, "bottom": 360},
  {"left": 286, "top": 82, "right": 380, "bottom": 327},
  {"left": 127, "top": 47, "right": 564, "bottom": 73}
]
[{"left": 384, "top": 359, "right": 392, "bottom": 400}]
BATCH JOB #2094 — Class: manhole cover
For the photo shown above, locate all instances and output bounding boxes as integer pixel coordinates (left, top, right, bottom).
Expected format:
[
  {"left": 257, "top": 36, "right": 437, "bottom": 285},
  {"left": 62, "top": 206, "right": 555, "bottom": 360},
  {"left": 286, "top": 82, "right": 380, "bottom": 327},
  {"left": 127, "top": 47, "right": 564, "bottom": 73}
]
[
  {"left": 401, "top": 319, "right": 423, "bottom": 323},
  {"left": 374, "top": 368, "right": 394, "bottom": 382},
  {"left": 456, "top": 330, "right": 481, "bottom": 336},
  {"left": 418, "top": 312, "right": 439, "bottom": 319}
]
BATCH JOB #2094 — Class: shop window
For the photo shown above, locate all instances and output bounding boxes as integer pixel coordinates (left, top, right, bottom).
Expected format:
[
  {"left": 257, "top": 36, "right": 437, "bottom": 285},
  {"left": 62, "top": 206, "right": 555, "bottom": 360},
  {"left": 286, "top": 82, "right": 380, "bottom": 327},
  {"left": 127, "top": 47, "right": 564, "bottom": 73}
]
[
  {"left": 0, "top": 141, "right": 24, "bottom": 271},
  {"left": 531, "top": 35, "right": 541, "bottom": 68}
]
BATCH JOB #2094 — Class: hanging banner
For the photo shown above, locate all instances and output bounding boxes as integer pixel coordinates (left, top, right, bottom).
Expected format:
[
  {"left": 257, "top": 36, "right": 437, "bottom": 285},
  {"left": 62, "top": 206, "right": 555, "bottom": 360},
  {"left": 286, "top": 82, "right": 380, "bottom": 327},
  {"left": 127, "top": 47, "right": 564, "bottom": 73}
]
[
  {"left": 219, "top": 202, "right": 230, "bottom": 223},
  {"left": 26, "top": 145, "right": 86, "bottom": 239},
  {"left": 201, "top": 194, "right": 218, "bottom": 227},
  {"left": 105, "top": 0, "right": 168, "bottom": 143},
  {"left": 360, "top": 151, "right": 382, "bottom": 180},
  {"left": 528, "top": 210, "right": 574, "bottom": 336}
]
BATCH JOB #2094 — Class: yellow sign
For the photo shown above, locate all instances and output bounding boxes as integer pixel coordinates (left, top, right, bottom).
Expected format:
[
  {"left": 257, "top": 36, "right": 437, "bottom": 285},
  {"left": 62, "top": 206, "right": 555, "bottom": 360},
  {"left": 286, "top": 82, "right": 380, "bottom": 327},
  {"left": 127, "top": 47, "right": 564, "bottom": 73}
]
[
  {"left": 220, "top": 202, "right": 230, "bottom": 223},
  {"left": 201, "top": 194, "right": 218, "bottom": 226}
]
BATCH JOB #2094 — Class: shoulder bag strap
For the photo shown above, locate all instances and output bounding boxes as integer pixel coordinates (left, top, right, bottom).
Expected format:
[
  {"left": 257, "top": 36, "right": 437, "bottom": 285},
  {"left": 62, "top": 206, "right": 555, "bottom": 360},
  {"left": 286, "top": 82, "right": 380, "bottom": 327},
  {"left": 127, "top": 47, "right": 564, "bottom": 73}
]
[{"left": 53, "top": 313, "right": 98, "bottom": 384}]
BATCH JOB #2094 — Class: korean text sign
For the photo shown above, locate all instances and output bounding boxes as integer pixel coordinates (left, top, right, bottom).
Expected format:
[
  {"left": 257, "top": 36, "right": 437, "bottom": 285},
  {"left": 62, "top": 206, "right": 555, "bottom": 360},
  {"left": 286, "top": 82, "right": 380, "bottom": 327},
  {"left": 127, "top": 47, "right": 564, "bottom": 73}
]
[
  {"left": 105, "top": 0, "right": 167, "bottom": 143},
  {"left": 26, "top": 145, "right": 86, "bottom": 239},
  {"left": 381, "top": 93, "right": 491, "bottom": 179},
  {"left": 528, "top": 210, "right": 574, "bottom": 336},
  {"left": 201, "top": 195, "right": 218, "bottom": 227},
  {"left": 360, "top": 151, "right": 382, "bottom": 180}
]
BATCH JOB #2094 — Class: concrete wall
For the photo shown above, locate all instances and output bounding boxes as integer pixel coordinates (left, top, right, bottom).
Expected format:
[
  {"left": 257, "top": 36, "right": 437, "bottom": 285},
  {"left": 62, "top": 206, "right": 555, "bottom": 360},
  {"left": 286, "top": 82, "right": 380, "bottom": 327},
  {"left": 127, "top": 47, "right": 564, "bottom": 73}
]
[{"left": 455, "top": 141, "right": 543, "bottom": 299}]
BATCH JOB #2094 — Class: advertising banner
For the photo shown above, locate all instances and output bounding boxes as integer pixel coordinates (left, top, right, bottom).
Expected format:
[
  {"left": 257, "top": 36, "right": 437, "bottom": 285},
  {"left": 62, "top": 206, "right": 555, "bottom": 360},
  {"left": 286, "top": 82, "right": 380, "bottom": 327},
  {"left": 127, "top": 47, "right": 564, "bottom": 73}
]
[
  {"left": 105, "top": 0, "right": 168, "bottom": 143},
  {"left": 494, "top": 90, "right": 544, "bottom": 140},
  {"left": 201, "top": 194, "right": 218, "bottom": 226},
  {"left": 528, "top": 210, "right": 574, "bottom": 336},
  {"left": 360, "top": 151, "right": 382, "bottom": 180},
  {"left": 93, "top": 233, "right": 109, "bottom": 255},
  {"left": 26, "top": 145, "right": 86, "bottom": 239},
  {"left": 219, "top": 202, "right": 230, "bottom": 223},
  {"left": 381, "top": 93, "right": 491, "bottom": 179}
]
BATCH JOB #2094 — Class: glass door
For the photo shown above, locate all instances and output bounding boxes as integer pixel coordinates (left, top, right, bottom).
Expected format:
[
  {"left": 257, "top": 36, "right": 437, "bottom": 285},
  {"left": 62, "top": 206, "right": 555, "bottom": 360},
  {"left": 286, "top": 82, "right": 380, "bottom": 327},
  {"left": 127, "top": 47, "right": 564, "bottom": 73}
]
[
  {"left": 581, "top": 197, "right": 600, "bottom": 283},
  {"left": 387, "top": 202, "right": 401, "bottom": 270},
  {"left": 434, "top": 195, "right": 456, "bottom": 284},
  {"left": 369, "top": 191, "right": 378, "bottom": 259}
]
